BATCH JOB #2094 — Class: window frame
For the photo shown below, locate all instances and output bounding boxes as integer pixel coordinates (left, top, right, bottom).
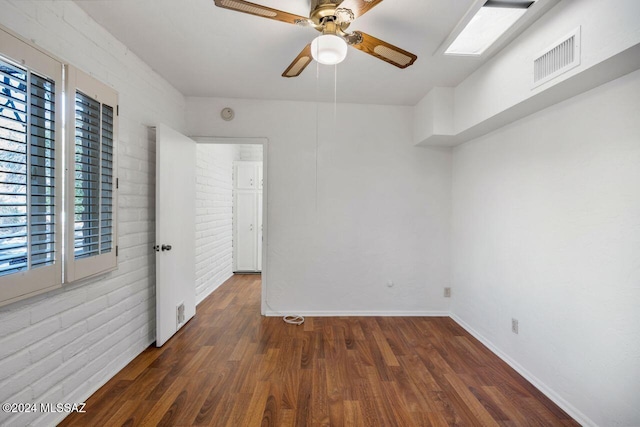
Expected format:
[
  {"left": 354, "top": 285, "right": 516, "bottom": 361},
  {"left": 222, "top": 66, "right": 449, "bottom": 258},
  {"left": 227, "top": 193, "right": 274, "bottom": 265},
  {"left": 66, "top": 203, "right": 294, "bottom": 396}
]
[
  {"left": 65, "top": 65, "right": 118, "bottom": 283},
  {"left": 0, "top": 28, "right": 64, "bottom": 305}
]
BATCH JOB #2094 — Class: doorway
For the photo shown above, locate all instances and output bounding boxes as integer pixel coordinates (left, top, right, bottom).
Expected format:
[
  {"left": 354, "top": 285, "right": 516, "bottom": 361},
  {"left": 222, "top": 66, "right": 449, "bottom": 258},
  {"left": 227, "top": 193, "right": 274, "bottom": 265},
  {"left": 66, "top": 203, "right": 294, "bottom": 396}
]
[{"left": 192, "top": 137, "right": 268, "bottom": 314}]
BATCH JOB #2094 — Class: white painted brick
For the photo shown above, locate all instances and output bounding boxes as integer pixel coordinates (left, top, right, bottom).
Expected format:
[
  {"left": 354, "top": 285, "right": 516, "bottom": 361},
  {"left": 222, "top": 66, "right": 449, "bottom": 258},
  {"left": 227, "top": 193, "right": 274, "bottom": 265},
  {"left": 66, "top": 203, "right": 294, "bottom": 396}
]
[
  {"left": 106, "top": 292, "right": 152, "bottom": 334},
  {"left": 106, "top": 277, "right": 151, "bottom": 306},
  {"left": 195, "top": 143, "right": 238, "bottom": 303},
  {"left": 0, "top": 350, "right": 31, "bottom": 382},
  {"left": 60, "top": 296, "right": 108, "bottom": 329},
  {"left": 0, "top": 351, "right": 63, "bottom": 403},
  {"left": 0, "top": 311, "right": 31, "bottom": 339},
  {"left": 28, "top": 322, "right": 87, "bottom": 363},
  {"left": 86, "top": 303, "right": 127, "bottom": 332},
  {"left": 63, "top": 322, "right": 110, "bottom": 363},
  {"left": 86, "top": 324, "right": 132, "bottom": 364},
  {"left": 0, "top": 317, "right": 60, "bottom": 360},
  {"left": 31, "top": 354, "right": 90, "bottom": 399},
  {"left": 29, "top": 290, "right": 86, "bottom": 325}
]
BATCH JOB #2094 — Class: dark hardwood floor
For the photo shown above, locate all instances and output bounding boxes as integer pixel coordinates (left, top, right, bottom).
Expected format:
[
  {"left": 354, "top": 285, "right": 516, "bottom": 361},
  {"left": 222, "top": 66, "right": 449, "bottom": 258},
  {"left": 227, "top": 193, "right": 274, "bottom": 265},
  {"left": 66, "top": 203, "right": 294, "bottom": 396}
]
[{"left": 60, "top": 274, "right": 578, "bottom": 426}]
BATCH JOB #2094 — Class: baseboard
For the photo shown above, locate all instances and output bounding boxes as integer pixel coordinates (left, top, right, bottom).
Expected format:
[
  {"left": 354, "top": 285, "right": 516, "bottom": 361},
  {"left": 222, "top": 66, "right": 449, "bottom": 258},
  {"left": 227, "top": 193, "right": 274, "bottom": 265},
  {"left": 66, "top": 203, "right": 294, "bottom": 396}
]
[
  {"left": 264, "top": 310, "right": 450, "bottom": 317},
  {"left": 450, "top": 313, "right": 596, "bottom": 427}
]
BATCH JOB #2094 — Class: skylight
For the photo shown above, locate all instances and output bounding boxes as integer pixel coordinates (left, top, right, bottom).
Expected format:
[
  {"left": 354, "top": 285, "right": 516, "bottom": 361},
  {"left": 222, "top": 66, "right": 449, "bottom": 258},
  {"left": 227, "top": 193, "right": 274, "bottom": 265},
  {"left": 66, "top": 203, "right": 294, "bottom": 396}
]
[{"left": 445, "top": 0, "right": 536, "bottom": 56}]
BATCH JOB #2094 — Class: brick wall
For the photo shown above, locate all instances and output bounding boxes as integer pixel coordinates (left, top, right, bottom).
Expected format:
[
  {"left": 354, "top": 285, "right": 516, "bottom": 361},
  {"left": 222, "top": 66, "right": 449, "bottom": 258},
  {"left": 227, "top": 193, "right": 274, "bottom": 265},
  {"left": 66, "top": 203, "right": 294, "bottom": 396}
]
[
  {"left": 0, "top": 2, "right": 185, "bottom": 426},
  {"left": 195, "top": 144, "right": 239, "bottom": 304}
]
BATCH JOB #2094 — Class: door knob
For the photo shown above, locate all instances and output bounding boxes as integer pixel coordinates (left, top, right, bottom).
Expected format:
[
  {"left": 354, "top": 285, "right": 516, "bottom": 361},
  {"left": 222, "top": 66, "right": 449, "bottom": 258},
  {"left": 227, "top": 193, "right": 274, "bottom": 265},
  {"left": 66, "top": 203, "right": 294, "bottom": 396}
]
[{"left": 161, "top": 244, "right": 172, "bottom": 251}]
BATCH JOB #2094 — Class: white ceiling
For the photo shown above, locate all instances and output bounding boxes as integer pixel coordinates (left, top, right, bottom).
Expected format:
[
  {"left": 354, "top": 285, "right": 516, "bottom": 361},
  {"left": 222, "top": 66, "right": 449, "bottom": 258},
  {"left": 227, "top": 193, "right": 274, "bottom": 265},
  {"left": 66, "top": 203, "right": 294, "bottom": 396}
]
[{"left": 74, "top": 0, "right": 491, "bottom": 105}]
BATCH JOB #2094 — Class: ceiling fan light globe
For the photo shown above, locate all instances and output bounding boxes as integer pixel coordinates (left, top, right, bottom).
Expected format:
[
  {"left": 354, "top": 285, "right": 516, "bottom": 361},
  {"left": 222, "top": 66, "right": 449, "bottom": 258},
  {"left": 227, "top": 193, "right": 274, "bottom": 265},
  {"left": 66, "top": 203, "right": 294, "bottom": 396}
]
[{"left": 311, "top": 34, "right": 348, "bottom": 65}]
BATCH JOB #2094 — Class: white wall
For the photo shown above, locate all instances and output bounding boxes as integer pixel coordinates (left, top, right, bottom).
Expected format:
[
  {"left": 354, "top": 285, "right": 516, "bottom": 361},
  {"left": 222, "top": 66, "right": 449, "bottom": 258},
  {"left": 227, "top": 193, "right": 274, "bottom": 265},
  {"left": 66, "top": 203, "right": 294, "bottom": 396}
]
[
  {"left": 413, "top": 87, "right": 454, "bottom": 144},
  {"left": 0, "top": 2, "right": 185, "bottom": 426},
  {"left": 451, "top": 70, "right": 640, "bottom": 427},
  {"left": 195, "top": 144, "right": 239, "bottom": 303},
  {"left": 188, "top": 98, "right": 452, "bottom": 315}
]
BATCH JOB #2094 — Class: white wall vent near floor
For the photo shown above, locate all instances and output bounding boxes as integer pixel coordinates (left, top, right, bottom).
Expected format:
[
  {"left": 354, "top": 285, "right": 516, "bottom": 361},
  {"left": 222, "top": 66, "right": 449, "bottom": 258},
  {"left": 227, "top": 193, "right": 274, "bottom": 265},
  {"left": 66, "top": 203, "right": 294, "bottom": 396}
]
[{"left": 533, "top": 27, "right": 581, "bottom": 88}]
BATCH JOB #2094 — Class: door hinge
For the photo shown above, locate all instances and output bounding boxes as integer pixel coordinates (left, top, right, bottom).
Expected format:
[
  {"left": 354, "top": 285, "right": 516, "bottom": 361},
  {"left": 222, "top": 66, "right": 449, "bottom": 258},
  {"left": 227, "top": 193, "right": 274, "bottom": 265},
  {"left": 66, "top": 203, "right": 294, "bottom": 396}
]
[
  {"left": 116, "top": 177, "right": 119, "bottom": 189},
  {"left": 117, "top": 105, "right": 119, "bottom": 116},
  {"left": 116, "top": 246, "right": 119, "bottom": 257}
]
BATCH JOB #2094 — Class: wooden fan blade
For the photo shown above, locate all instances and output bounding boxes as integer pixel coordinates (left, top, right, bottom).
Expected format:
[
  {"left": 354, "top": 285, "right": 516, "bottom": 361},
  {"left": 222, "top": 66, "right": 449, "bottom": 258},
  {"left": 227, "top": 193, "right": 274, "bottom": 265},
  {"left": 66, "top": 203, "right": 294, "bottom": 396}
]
[
  {"left": 282, "top": 44, "right": 313, "bottom": 78},
  {"left": 213, "top": 0, "right": 309, "bottom": 25},
  {"left": 350, "top": 31, "right": 417, "bottom": 69},
  {"left": 337, "top": 0, "right": 384, "bottom": 19}
]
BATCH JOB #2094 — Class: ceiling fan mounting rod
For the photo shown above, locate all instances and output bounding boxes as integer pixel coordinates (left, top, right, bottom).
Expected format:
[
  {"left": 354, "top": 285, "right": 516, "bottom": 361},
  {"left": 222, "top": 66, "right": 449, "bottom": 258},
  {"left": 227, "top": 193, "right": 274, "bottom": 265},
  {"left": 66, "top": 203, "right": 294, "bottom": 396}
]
[
  {"left": 310, "top": 0, "right": 352, "bottom": 30},
  {"left": 317, "top": 16, "right": 361, "bottom": 45},
  {"left": 319, "top": 16, "right": 337, "bottom": 33}
]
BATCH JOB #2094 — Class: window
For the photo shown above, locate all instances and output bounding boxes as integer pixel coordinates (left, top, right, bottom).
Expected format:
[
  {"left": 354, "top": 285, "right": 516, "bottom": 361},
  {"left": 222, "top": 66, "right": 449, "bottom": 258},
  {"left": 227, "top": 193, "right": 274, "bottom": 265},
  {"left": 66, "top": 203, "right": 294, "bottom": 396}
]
[
  {"left": 0, "top": 27, "right": 118, "bottom": 306},
  {"left": 0, "top": 29, "right": 63, "bottom": 305},
  {"left": 65, "top": 66, "right": 118, "bottom": 282}
]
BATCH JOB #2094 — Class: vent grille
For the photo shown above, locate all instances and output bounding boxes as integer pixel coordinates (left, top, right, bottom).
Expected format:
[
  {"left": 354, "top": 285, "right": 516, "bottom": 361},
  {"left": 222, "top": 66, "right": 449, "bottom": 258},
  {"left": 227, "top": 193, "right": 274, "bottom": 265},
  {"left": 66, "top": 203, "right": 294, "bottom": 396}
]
[{"left": 533, "top": 27, "right": 581, "bottom": 87}]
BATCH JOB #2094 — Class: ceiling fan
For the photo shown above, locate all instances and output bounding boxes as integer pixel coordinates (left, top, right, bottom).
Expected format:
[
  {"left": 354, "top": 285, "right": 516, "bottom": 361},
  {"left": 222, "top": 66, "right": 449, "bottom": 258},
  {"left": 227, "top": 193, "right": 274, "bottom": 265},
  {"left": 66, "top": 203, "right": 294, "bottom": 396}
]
[{"left": 213, "top": 0, "right": 418, "bottom": 77}]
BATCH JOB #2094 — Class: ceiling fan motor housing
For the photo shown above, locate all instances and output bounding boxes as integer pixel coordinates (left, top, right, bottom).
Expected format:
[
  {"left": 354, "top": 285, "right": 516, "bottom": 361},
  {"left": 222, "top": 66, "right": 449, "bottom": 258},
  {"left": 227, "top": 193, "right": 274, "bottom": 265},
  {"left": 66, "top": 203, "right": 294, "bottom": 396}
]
[{"left": 310, "top": 0, "right": 351, "bottom": 30}]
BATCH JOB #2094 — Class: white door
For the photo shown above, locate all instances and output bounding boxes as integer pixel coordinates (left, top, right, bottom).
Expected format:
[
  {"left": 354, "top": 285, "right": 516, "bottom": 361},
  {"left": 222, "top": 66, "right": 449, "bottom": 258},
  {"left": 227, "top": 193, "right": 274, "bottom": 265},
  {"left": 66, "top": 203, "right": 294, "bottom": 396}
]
[
  {"left": 236, "top": 163, "right": 256, "bottom": 189},
  {"left": 155, "top": 124, "right": 196, "bottom": 347},
  {"left": 257, "top": 192, "right": 263, "bottom": 271},
  {"left": 235, "top": 191, "right": 257, "bottom": 271}
]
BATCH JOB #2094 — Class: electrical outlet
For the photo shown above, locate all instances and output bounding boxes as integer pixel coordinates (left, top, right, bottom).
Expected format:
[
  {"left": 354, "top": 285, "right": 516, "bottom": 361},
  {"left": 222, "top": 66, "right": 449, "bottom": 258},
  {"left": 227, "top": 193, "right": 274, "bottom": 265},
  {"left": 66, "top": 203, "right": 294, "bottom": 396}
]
[
  {"left": 512, "top": 318, "right": 519, "bottom": 334},
  {"left": 444, "top": 287, "right": 451, "bottom": 298}
]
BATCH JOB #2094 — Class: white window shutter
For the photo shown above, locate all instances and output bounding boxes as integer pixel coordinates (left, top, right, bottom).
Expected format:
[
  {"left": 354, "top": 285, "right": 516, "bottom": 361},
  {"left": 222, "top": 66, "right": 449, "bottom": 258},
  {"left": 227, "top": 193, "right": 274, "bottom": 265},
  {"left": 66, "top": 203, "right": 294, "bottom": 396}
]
[
  {"left": 65, "top": 65, "right": 118, "bottom": 283},
  {"left": 0, "top": 28, "right": 63, "bottom": 306}
]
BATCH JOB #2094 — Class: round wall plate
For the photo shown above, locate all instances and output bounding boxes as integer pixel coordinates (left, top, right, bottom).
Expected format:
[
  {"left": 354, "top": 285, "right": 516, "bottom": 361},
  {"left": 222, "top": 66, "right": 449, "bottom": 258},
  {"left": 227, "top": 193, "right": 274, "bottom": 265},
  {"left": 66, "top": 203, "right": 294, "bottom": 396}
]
[{"left": 221, "top": 107, "right": 235, "bottom": 121}]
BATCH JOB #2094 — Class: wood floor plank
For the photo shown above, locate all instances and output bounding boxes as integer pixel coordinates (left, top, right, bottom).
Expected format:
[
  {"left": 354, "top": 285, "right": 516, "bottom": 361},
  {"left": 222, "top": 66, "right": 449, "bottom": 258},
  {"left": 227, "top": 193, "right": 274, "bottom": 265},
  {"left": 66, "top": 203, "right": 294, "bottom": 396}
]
[
  {"left": 241, "top": 381, "right": 272, "bottom": 426},
  {"left": 139, "top": 376, "right": 190, "bottom": 426},
  {"left": 60, "top": 274, "right": 579, "bottom": 426},
  {"left": 483, "top": 385, "right": 532, "bottom": 426},
  {"left": 343, "top": 400, "right": 363, "bottom": 427},
  {"left": 444, "top": 372, "right": 500, "bottom": 426}
]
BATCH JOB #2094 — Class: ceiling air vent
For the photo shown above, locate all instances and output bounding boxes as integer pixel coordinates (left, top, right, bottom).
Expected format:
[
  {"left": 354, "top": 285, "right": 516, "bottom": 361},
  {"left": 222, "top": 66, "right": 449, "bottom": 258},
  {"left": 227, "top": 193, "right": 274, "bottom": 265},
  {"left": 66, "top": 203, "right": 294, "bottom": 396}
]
[{"left": 533, "top": 27, "right": 581, "bottom": 88}]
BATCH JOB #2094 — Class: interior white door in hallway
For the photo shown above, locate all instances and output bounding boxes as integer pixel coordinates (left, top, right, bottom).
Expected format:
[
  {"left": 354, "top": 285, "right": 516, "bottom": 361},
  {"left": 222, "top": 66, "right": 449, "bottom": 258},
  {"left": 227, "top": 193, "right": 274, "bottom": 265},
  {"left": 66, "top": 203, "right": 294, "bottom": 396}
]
[
  {"left": 155, "top": 124, "right": 196, "bottom": 347},
  {"left": 234, "top": 161, "right": 262, "bottom": 272}
]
